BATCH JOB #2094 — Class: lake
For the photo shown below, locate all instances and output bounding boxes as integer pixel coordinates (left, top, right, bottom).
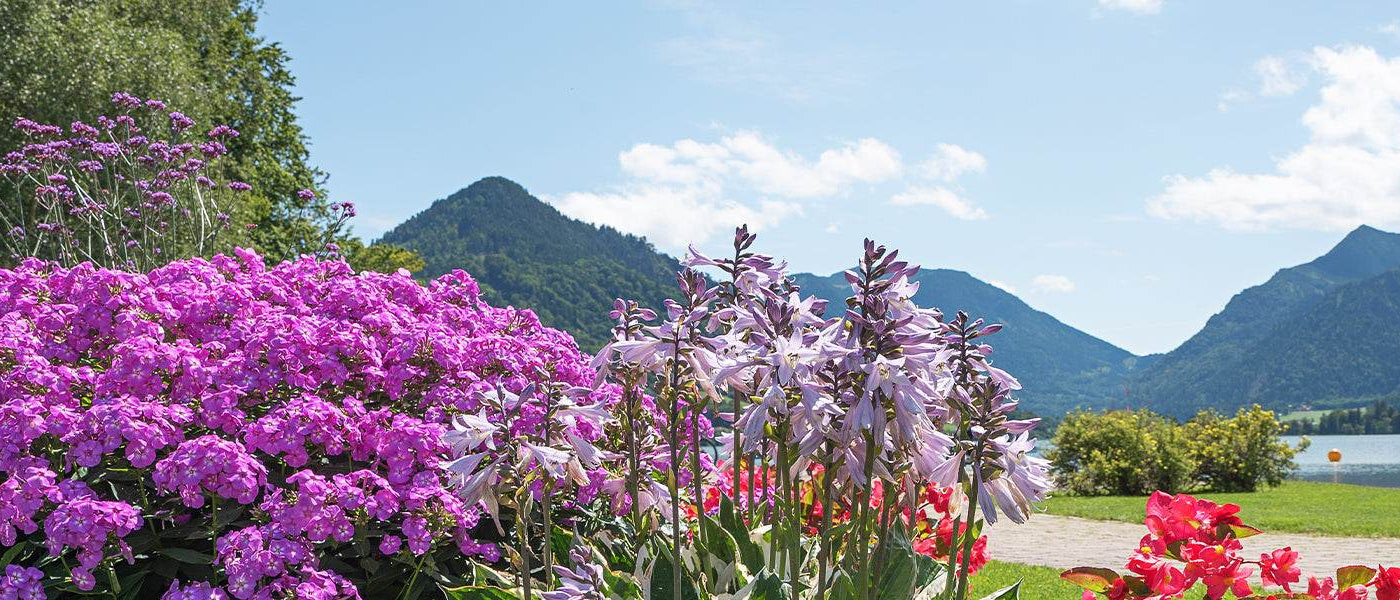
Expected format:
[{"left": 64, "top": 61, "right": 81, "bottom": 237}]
[{"left": 1283, "top": 434, "right": 1400, "bottom": 488}]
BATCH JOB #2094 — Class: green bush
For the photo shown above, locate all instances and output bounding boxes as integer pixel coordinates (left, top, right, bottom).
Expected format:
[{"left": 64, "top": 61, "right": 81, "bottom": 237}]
[
  {"left": 1184, "top": 405, "right": 1307, "bottom": 492},
  {"left": 1047, "top": 410, "right": 1194, "bottom": 496}
]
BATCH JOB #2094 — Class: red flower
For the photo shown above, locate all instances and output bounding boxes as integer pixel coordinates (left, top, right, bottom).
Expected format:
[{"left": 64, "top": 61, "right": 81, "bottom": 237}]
[
  {"left": 1376, "top": 566, "right": 1400, "bottom": 600},
  {"left": 1259, "top": 547, "right": 1301, "bottom": 592}
]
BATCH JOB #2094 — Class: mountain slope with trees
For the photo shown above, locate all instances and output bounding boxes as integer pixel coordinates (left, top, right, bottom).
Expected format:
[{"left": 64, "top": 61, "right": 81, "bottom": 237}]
[
  {"left": 794, "top": 269, "right": 1148, "bottom": 417},
  {"left": 378, "top": 177, "right": 681, "bottom": 350},
  {"left": 1129, "top": 225, "right": 1400, "bottom": 417}
]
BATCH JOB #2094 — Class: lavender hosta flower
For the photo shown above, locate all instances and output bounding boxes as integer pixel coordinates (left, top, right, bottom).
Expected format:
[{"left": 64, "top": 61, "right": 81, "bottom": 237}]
[
  {"left": 976, "top": 432, "right": 1052, "bottom": 525},
  {"left": 541, "top": 547, "right": 608, "bottom": 600}
]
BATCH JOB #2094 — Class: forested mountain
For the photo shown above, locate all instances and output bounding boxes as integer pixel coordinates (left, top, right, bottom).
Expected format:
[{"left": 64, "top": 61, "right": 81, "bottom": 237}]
[
  {"left": 378, "top": 177, "right": 680, "bottom": 350},
  {"left": 1129, "top": 225, "right": 1400, "bottom": 417},
  {"left": 377, "top": 177, "right": 1400, "bottom": 421},
  {"left": 793, "top": 269, "right": 1148, "bottom": 417}
]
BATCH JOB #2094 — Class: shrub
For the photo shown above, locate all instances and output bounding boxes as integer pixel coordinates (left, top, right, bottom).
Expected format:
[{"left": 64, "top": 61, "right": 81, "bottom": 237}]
[
  {"left": 0, "top": 249, "right": 662, "bottom": 598},
  {"left": 1048, "top": 410, "right": 1194, "bottom": 496},
  {"left": 1184, "top": 404, "right": 1306, "bottom": 492}
]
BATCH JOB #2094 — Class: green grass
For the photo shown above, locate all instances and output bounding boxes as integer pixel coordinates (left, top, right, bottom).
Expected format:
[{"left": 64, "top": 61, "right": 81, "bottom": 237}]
[
  {"left": 969, "top": 560, "right": 1259, "bottom": 599},
  {"left": 968, "top": 561, "right": 1082, "bottom": 598},
  {"left": 1042, "top": 480, "right": 1400, "bottom": 538},
  {"left": 1279, "top": 408, "right": 1332, "bottom": 422}
]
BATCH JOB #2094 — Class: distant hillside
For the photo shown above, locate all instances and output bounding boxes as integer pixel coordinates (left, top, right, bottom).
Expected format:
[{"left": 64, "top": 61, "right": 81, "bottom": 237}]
[
  {"left": 794, "top": 269, "right": 1147, "bottom": 417},
  {"left": 1129, "top": 225, "right": 1400, "bottom": 417},
  {"left": 378, "top": 177, "right": 679, "bottom": 350}
]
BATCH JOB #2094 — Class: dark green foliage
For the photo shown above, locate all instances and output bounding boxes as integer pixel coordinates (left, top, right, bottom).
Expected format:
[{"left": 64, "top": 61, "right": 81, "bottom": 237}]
[
  {"left": 0, "top": 0, "right": 418, "bottom": 267},
  {"left": 1183, "top": 405, "right": 1305, "bottom": 493},
  {"left": 1048, "top": 410, "right": 1195, "bottom": 496},
  {"left": 379, "top": 177, "right": 681, "bottom": 350},
  {"left": 793, "top": 270, "right": 1148, "bottom": 417},
  {"left": 1285, "top": 398, "right": 1400, "bottom": 435},
  {"left": 1129, "top": 225, "right": 1400, "bottom": 418}
]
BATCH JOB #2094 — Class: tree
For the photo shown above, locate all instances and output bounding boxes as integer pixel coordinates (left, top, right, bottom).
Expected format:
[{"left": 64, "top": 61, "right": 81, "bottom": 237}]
[{"left": 0, "top": 0, "right": 421, "bottom": 271}]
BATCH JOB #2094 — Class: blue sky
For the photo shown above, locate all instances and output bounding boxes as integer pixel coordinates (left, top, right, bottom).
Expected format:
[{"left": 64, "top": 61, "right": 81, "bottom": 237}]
[{"left": 259, "top": 1, "right": 1400, "bottom": 355}]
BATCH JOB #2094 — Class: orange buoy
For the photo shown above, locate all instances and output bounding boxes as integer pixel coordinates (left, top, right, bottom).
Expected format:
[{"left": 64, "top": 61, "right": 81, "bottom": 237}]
[{"left": 1327, "top": 448, "right": 1342, "bottom": 463}]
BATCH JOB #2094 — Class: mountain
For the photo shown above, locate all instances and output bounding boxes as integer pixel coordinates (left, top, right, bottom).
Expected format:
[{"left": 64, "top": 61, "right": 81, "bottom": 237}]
[
  {"left": 793, "top": 269, "right": 1148, "bottom": 417},
  {"left": 1129, "top": 225, "right": 1400, "bottom": 417},
  {"left": 378, "top": 177, "right": 679, "bottom": 350}
]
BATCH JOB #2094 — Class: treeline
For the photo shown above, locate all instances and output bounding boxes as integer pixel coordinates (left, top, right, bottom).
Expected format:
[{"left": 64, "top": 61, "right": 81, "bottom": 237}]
[{"left": 1285, "top": 399, "right": 1400, "bottom": 435}]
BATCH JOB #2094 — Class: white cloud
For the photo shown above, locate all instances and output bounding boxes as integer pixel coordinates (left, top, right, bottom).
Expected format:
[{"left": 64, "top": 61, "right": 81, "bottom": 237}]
[
  {"left": 1153, "top": 45, "right": 1400, "bottom": 232},
  {"left": 549, "top": 132, "right": 989, "bottom": 246},
  {"left": 1380, "top": 21, "right": 1400, "bottom": 39},
  {"left": 549, "top": 186, "right": 800, "bottom": 248},
  {"left": 919, "top": 144, "right": 987, "bottom": 182},
  {"left": 1218, "top": 55, "right": 1308, "bottom": 111},
  {"left": 824, "top": 223, "right": 840, "bottom": 234},
  {"left": 618, "top": 132, "right": 901, "bottom": 198},
  {"left": 1255, "top": 56, "right": 1306, "bottom": 96},
  {"left": 889, "top": 187, "right": 988, "bottom": 220},
  {"left": 1031, "top": 274, "right": 1077, "bottom": 293},
  {"left": 988, "top": 280, "right": 1018, "bottom": 294},
  {"left": 1098, "top": 0, "right": 1162, "bottom": 15}
]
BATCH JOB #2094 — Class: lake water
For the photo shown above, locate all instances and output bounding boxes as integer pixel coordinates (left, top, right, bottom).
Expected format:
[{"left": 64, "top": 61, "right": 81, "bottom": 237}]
[{"left": 1283, "top": 434, "right": 1400, "bottom": 488}]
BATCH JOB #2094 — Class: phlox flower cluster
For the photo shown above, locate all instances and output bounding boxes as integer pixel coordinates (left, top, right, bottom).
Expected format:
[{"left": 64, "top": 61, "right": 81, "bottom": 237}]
[
  {"left": 0, "top": 248, "right": 613, "bottom": 598},
  {"left": 1068, "top": 491, "right": 1400, "bottom": 600}
]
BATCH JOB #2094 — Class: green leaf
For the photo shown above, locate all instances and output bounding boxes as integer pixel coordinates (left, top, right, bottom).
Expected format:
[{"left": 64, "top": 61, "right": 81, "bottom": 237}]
[
  {"left": 157, "top": 548, "right": 214, "bottom": 565},
  {"left": 718, "top": 496, "right": 765, "bottom": 573},
  {"left": 551, "top": 524, "right": 573, "bottom": 563},
  {"left": 751, "top": 570, "right": 788, "bottom": 600},
  {"left": 0, "top": 541, "right": 28, "bottom": 568},
  {"left": 699, "top": 515, "right": 737, "bottom": 565},
  {"left": 439, "top": 585, "right": 518, "bottom": 600},
  {"left": 1059, "top": 567, "right": 1119, "bottom": 593},
  {"left": 828, "top": 571, "right": 857, "bottom": 600},
  {"left": 875, "top": 528, "right": 918, "bottom": 599},
  {"left": 648, "top": 543, "right": 701, "bottom": 600},
  {"left": 602, "top": 569, "right": 644, "bottom": 600},
  {"left": 1337, "top": 565, "right": 1377, "bottom": 589},
  {"left": 977, "top": 581, "right": 1020, "bottom": 600}
]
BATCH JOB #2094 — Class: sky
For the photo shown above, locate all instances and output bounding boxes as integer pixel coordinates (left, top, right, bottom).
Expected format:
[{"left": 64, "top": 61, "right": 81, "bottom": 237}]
[{"left": 259, "top": 1, "right": 1400, "bottom": 355}]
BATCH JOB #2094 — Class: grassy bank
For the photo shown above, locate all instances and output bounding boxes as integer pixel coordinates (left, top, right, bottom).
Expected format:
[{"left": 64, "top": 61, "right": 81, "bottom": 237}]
[
  {"left": 970, "top": 561, "right": 1261, "bottom": 598},
  {"left": 969, "top": 561, "right": 1080, "bottom": 598},
  {"left": 1041, "top": 480, "right": 1400, "bottom": 538}
]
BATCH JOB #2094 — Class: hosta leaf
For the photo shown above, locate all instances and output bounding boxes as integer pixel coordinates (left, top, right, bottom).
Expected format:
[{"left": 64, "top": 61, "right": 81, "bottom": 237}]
[
  {"left": 439, "top": 585, "right": 518, "bottom": 600},
  {"left": 977, "top": 581, "right": 1020, "bottom": 600},
  {"left": 751, "top": 570, "right": 787, "bottom": 600},
  {"left": 648, "top": 543, "right": 701, "bottom": 600},
  {"left": 1337, "top": 565, "right": 1377, "bottom": 589},
  {"left": 1059, "top": 567, "right": 1119, "bottom": 593},
  {"left": 719, "top": 496, "right": 765, "bottom": 573}
]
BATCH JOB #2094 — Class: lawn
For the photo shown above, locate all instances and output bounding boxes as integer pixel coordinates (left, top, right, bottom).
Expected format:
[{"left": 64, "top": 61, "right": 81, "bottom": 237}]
[
  {"left": 968, "top": 561, "right": 1081, "bottom": 598},
  {"left": 1041, "top": 480, "right": 1400, "bottom": 538},
  {"left": 968, "top": 560, "right": 1262, "bottom": 599}
]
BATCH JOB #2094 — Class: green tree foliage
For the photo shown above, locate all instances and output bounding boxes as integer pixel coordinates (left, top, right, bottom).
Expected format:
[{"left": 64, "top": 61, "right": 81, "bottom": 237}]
[
  {"left": 379, "top": 177, "right": 682, "bottom": 350},
  {"left": 339, "top": 237, "right": 426, "bottom": 275},
  {"left": 1047, "top": 410, "right": 1194, "bottom": 496},
  {"left": 0, "top": 0, "right": 422, "bottom": 272},
  {"left": 1184, "top": 405, "right": 1306, "bottom": 493},
  {"left": 1285, "top": 398, "right": 1400, "bottom": 435},
  {"left": 1130, "top": 225, "right": 1400, "bottom": 418}
]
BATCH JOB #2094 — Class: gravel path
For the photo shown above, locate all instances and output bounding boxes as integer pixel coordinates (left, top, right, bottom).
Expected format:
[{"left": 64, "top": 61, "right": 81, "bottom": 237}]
[{"left": 986, "top": 514, "right": 1400, "bottom": 574}]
